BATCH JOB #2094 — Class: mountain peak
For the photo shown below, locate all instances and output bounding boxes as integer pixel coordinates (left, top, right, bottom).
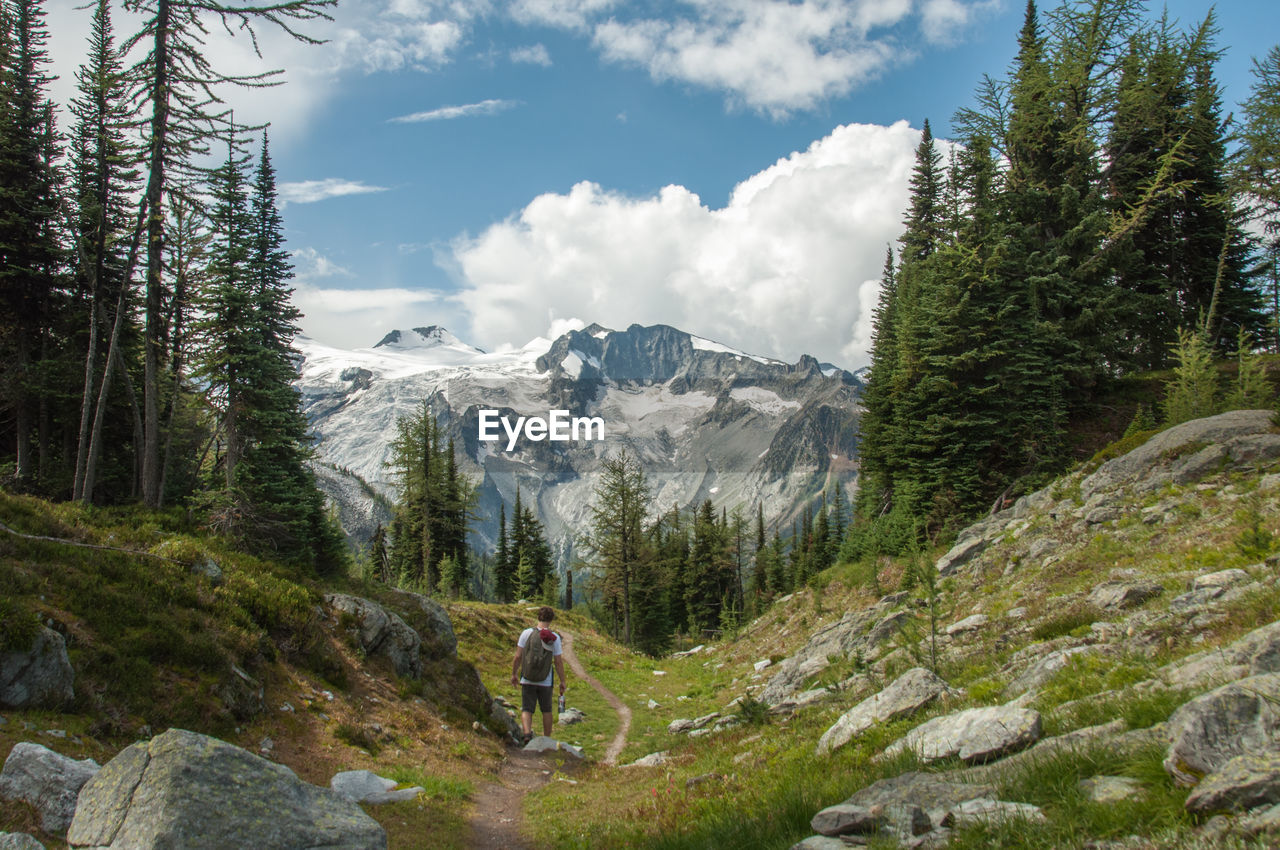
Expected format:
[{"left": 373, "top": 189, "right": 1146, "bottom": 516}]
[{"left": 373, "top": 326, "right": 484, "bottom": 354}]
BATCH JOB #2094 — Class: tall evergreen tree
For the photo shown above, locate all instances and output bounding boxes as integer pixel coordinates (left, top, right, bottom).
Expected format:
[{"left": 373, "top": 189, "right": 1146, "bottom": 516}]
[{"left": 586, "top": 450, "right": 650, "bottom": 648}]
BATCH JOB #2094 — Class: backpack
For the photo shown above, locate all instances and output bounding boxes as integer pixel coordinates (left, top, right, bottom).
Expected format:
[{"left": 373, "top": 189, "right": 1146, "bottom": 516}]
[{"left": 521, "top": 629, "right": 555, "bottom": 682}]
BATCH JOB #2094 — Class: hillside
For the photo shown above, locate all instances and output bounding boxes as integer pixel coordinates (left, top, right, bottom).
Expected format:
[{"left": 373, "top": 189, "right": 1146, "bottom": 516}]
[{"left": 513, "top": 409, "right": 1280, "bottom": 849}]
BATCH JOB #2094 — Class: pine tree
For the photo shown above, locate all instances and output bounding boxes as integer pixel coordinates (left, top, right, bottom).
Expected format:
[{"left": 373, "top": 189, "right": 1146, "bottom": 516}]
[
  {"left": 494, "top": 503, "right": 515, "bottom": 602},
  {"left": 1241, "top": 45, "right": 1280, "bottom": 350},
  {"left": 1162, "top": 327, "right": 1219, "bottom": 425},
  {"left": 585, "top": 450, "right": 650, "bottom": 648}
]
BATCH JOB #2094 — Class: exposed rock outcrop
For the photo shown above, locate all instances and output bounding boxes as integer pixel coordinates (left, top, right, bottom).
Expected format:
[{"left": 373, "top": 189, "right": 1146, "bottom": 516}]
[
  {"left": 884, "top": 705, "right": 1041, "bottom": 765},
  {"left": 816, "top": 667, "right": 954, "bottom": 755},
  {"left": 1164, "top": 674, "right": 1280, "bottom": 785},
  {"left": 331, "top": 770, "right": 424, "bottom": 804},
  {"left": 325, "top": 593, "right": 422, "bottom": 679}
]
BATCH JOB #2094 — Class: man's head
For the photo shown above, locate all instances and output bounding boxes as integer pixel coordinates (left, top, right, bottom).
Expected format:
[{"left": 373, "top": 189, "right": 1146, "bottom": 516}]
[{"left": 537, "top": 606, "right": 555, "bottom": 624}]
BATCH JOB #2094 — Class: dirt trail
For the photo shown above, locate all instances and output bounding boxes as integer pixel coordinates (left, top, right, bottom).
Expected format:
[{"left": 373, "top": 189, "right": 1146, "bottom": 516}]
[{"left": 465, "top": 629, "right": 631, "bottom": 849}]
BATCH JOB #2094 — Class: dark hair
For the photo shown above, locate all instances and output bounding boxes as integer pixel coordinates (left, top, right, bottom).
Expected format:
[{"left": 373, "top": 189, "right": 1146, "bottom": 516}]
[{"left": 537, "top": 606, "right": 556, "bottom": 623}]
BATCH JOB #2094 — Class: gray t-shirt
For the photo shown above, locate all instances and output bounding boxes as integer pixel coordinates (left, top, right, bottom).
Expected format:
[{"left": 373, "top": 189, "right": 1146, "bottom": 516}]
[{"left": 518, "top": 627, "right": 563, "bottom": 687}]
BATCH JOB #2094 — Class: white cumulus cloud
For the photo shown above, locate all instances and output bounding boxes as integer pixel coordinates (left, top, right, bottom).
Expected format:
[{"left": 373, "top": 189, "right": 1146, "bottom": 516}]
[
  {"left": 389, "top": 98, "right": 520, "bottom": 123},
  {"left": 278, "top": 179, "right": 390, "bottom": 205},
  {"left": 451, "top": 121, "right": 923, "bottom": 369}
]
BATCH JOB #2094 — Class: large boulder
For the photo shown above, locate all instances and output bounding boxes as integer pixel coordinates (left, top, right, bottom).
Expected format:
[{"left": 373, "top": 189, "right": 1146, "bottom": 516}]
[
  {"left": 1185, "top": 751, "right": 1280, "bottom": 815},
  {"left": 884, "top": 705, "right": 1041, "bottom": 764},
  {"left": 1164, "top": 673, "right": 1280, "bottom": 785},
  {"left": 1162, "top": 621, "right": 1280, "bottom": 688},
  {"left": 384, "top": 589, "right": 457, "bottom": 657},
  {"left": 0, "top": 742, "right": 100, "bottom": 837},
  {"left": 1087, "top": 581, "right": 1164, "bottom": 611},
  {"left": 0, "top": 834, "right": 45, "bottom": 850},
  {"left": 0, "top": 627, "right": 74, "bottom": 710},
  {"left": 325, "top": 594, "right": 422, "bottom": 679},
  {"left": 1080, "top": 409, "right": 1276, "bottom": 499},
  {"left": 843, "top": 772, "right": 995, "bottom": 835},
  {"left": 817, "top": 668, "right": 954, "bottom": 755},
  {"left": 1004, "top": 645, "right": 1097, "bottom": 698},
  {"left": 66, "top": 729, "right": 385, "bottom": 850}
]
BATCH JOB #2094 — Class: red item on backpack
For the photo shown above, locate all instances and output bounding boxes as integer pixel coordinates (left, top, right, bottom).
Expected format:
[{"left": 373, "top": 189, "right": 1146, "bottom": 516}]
[{"left": 539, "top": 628, "right": 555, "bottom": 643}]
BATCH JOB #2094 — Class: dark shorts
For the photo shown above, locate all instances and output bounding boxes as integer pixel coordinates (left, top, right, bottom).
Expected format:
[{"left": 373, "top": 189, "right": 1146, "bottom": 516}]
[{"left": 521, "top": 683, "right": 552, "bottom": 714}]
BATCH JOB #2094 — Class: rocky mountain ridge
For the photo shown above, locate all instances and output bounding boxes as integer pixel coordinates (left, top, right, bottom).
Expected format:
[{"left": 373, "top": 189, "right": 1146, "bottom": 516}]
[{"left": 296, "top": 322, "right": 862, "bottom": 565}]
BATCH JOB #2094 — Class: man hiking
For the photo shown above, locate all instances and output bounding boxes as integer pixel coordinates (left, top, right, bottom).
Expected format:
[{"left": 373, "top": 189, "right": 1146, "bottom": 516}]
[{"left": 510, "top": 606, "right": 567, "bottom": 742}]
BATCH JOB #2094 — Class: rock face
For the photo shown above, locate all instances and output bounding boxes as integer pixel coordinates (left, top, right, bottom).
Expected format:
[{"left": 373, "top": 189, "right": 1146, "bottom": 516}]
[
  {"left": 1004, "top": 645, "right": 1097, "bottom": 698},
  {"left": 325, "top": 594, "right": 422, "bottom": 679},
  {"left": 1164, "top": 674, "right": 1280, "bottom": 785},
  {"left": 817, "top": 668, "right": 953, "bottom": 755},
  {"left": 66, "top": 729, "right": 386, "bottom": 850},
  {"left": 0, "top": 834, "right": 45, "bottom": 850},
  {"left": 385, "top": 590, "right": 457, "bottom": 657},
  {"left": 1161, "top": 621, "right": 1280, "bottom": 688},
  {"left": 884, "top": 705, "right": 1041, "bottom": 764},
  {"left": 0, "top": 627, "right": 74, "bottom": 710},
  {"left": 1088, "top": 581, "right": 1164, "bottom": 610},
  {"left": 0, "top": 743, "right": 100, "bottom": 837},
  {"left": 330, "top": 770, "right": 423, "bottom": 804}
]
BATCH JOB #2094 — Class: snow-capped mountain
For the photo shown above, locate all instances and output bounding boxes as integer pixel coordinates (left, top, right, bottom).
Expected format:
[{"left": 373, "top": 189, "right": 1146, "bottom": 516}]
[{"left": 296, "top": 323, "right": 863, "bottom": 566}]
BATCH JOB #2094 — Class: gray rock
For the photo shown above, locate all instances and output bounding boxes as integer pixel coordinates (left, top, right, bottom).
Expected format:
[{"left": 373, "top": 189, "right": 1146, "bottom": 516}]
[
  {"left": 1184, "top": 751, "right": 1280, "bottom": 814},
  {"left": 844, "top": 772, "right": 995, "bottom": 833},
  {"left": 1170, "top": 444, "right": 1229, "bottom": 484},
  {"left": 330, "top": 770, "right": 423, "bottom": 804},
  {"left": 1194, "top": 569, "right": 1252, "bottom": 590},
  {"left": 759, "top": 604, "right": 894, "bottom": 705},
  {"left": 790, "top": 837, "right": 852, "bottom": 850},
  {"left": 946, "top": 614, "right": 988, "bottom": 636},
  {"left": 1078, "top": 775, "right": 1143, "bottom": 803},
  {"left": 1026, "top": 538, "right": 1058, "bottom": 563},
  {"left": 0, "top": 627, "right": 74, "bottom": 710},
  {"left": 384, "top": 589, "right": 457, "bottom": 657},
  {"left": 1004, "top": 645, "right": 1096, "bottom": 698},
  {"left": 523, "top": 736, "right": 584, "bottom": 759},
  {"left": 942, "top": 798, "right": 1045, "bottom": 827},
  {"left": 1161, "top": 621, "right": 1280, "bottom": 687},
  {"left": 936, "top": 536, "right": 987, "bottom": 577},
  {"left": 1164, "top": 673, "right": 1280, "bottom": 785},
  {"left": 884, "top": 705, "right": 1041, "bottom": 764},
  {"left": 1087, "top": 581, "right": 1163, "bottom": 610},
  {"left": 1238, "top": 802, "right": 1280, "bottom": 837},
  {"left": 0, "top": 742, "right": 100, "bottom": 837},
  {"left": 190, "top": 556, "right": 223, "bottom": 586},
  {"left": 489, "top": 698, "right": 521, "bottom": 741},
  {"left": 1225, "top": 433, "right": 1280, "bottom": 464},
  {"left": 0, "top": 834, "right": 45, "bottom": 850},
  {"left": 216, "top": 664, "right": 264, "bottom": 721},
  {"left": 1169, "top": 587, "right": 1226, "bottom": 614},
  {"left": 558, "top": 707, "right": 586, "bottom": 725},
  {"left": 817, "top": 668, "right": 954, "bottom": 755},
  {"left": 66, "top": 728, "right": 385, "bottom": 849},
  {"left": 325, "top": 594, "right": 422, "bottom": 679},
  {"left": 1080, "top": 410, "right": 1275, "bottom": 499},
  {"left": 1085, "top": 505, "right": 1122, "bottom": 525},
  {"left": 811, "top": 803, "right": 885, "bottom": 836},
  {"left": 623, "top": 751, "right": 669, "bottom": 768}
]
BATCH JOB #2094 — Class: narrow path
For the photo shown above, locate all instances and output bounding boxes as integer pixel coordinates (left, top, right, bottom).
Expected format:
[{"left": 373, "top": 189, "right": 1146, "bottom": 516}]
[
  {"left": 465, "top": 629, "right": 631, "bottom": 848},
  {"left": 561, "top": 629, "right": 631, "bottom": 765}
]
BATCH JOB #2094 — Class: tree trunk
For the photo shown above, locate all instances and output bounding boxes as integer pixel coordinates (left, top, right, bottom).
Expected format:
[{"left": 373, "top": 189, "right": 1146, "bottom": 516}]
[{"left": 141, "top": 0, "right": 172, "bottom": 508}]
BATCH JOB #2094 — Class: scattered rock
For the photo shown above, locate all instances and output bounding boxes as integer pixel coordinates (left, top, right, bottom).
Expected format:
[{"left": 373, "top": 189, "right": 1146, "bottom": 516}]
[
  {"left": 623, "top": 752, "right": 669, "bottom": 768},
  {"left": 1085, "top": 505, "right": 1121, "bottom": 525},
  {"left": 558, "top": 707, "right": 586, "bottom": 725},
  {"left": 753, "top": 659, "right": 772, "bottom": 672},
  {"left": 0, "top": 627, "right": 74, "bottom": 710},
  {"left": 936, "top": 535, "right": 988, "bottom": 577},
  {"left": 1026, "top": 539, "right": 1058, "bottom": 563},
  {"left": 1078, "top": 775, "right": 1143, "bottom": 804},
  {"left": 190, "top": 556, "right": 223, "bottom": 586},
  {"left": 0, "top": 742, "right": 100, "bottom": 837},
  {"left": 216, "top": 664, "right": 264, "bottom": 721},
  {"left": 790, "top": 837, "right": 853, "bottom": 850},
  {"left": 759, "top": 603, "right": 899, "bottom": 706},
  {"left": 1170, "top": 444, "right": 1229, "bottom": 485},
  {"left": 523, "top": 736, "right": 584, "bottom": 759},
  {"left": 843, "top": 772, "right": 995, "bottom": 832},
  {"left": 330, "top": 770, "right": 423, "bottom": 804},
  {"left": 1184, "top": 751, "right": 1280, "bottom": 814},
  {"left": 1164, "top": 673, "right": 1280, "bottom": 785},
  {"left": 817, "top": 668, "right": 954, "bottom": 755},
  {"left": 66, "top": 728, "right": 385, "bottom": 849},
  {"left": 1162, "top": 621, "right": 1280, "bottom": 687},
  {"left": 646, "top": 699, "right": 660, "bottom": 709},
  {"left": 884, "top": 705, "right": 1041, "bottom": 764},
  {"left": 668, "top": 713, "right": 719, "bottom": 735},
  {"left": 325, "top": 594, "right": 422, "bottom": 679},
  {"left": 1194, "top": 569, "right": 1251, "bottom": 590},
  {"left": 0, "top": 834, "right": 45, "bottom": 850},
  {"left": 946, "top": 614, "right": 988, "bottom": 636},
  {"left": 1004, "top": 645, "right": 1097, "bottom": 698},
  {"left": 672, "top": 645, "right": 705, "bottom": 658},
  {"left": 942, "top": 798, "right": 1045, "bottom": 827},
  {"left": 1238, "top": 802, "right": 1280, "bottom": 837},
  {"left": 685, "top": 772, "right": 722, "bottom": 789},
  {"left": 810, "top": 803, "right": 885, "bottom": 836},
  {"left": 1087, "top": 581, "right": 1164, "bottom": 610}
]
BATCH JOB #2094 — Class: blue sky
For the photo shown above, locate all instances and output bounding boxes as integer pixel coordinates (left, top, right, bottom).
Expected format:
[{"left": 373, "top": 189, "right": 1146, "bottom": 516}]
[{"left": 46, "top": 0, "right": 1280, "bottom": 368}]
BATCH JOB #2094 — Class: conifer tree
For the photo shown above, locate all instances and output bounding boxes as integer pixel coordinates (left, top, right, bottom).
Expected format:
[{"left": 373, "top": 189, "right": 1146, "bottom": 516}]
[
  {"left": 586, "top": 450, "right": 650, "bottom": 648},
  {"left": 1241, "top": 46, "right": 1280, "bottom": 350},
  {"left": 494, "top": 503, "right": 515, "bottom": 602}
]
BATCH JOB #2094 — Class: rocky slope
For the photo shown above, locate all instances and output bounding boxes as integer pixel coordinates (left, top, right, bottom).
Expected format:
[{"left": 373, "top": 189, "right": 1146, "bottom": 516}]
[
  {"left": 296, "top": 323, "right": 861, "bottom": 563},
  {"left": 597, "top": 409, "right": 1280, "bottom": 849}
]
